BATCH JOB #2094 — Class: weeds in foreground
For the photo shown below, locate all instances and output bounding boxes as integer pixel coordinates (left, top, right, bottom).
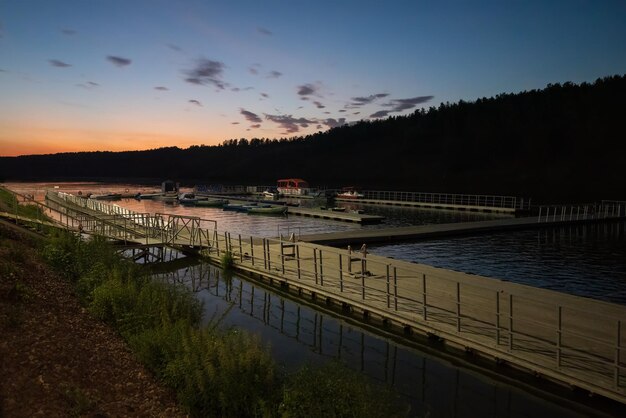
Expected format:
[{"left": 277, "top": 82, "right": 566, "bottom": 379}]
[{"left": 40, "top": 230, "right": 408, "bottom": 417}]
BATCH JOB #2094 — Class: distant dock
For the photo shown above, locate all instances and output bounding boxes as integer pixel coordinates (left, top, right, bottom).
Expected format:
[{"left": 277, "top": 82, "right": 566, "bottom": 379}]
[{"left": 299, "top": 204, "right": 626, "bottom": 246}]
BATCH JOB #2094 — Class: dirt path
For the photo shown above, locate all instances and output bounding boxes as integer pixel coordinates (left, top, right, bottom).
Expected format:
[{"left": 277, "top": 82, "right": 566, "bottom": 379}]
[{"left": 0, "top": 223, "right": 186, "bottom": 417}]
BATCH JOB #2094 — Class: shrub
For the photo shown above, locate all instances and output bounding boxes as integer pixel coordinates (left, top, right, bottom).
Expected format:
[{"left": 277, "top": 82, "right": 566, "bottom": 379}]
[{"left": 280, "top": 361, "right": 409, "bottom": 418}]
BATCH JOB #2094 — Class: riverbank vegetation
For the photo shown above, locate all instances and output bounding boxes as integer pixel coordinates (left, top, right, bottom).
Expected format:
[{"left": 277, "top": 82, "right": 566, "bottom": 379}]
[
  {"left": 1, "top": 75, "right": 625, "bottom": 201},
  {"left": 37, "top": 231, "right": 408, "bottom": 417}
]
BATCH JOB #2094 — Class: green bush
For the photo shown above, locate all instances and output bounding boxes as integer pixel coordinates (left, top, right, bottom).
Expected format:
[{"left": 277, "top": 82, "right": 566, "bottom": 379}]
[
  {"left": 280, "top": 361, "right": 409, "bottom": 418},
  {"left": 38, "top": 230, "right": 407, "bottom": 417},
  {"left": 220, "top": 251, "right": 234, "bottom": 269}
]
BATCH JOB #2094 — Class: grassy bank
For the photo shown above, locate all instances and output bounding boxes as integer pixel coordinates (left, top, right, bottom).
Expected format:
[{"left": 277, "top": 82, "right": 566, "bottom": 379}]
[{"left": 41, "top": 231, "right": 408, "bottom": 417}]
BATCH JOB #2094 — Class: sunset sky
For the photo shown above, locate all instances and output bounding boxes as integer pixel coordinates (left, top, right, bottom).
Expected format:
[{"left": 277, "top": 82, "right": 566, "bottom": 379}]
[{"left": 1, "top": 0, "right": 625, "bottom": 156}]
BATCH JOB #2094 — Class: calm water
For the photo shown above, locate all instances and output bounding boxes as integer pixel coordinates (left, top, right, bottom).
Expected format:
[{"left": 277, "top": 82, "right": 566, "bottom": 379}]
[
  {"left": 7, "top": 181, "right": 626, "bottom": 416},
  {"left": 155, "top": 260, "right": 608, "bottom": 418}
]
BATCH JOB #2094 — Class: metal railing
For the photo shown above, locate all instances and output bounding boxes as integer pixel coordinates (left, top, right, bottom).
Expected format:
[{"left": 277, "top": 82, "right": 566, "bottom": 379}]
[
  {"left": 199, "top": 232, "right": 625, "bottom": 401},
  {"left": 361, "top": 190, "right": 531, "bottom": 210},
  {"left": 538, "top": 203, "right": 624, "bottom": 223}
]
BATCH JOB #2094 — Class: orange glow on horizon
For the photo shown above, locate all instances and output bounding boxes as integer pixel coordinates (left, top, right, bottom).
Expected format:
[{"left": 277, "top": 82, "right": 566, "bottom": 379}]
[{"left": 0, "top": 127, "right": 228, "bottom": 157}]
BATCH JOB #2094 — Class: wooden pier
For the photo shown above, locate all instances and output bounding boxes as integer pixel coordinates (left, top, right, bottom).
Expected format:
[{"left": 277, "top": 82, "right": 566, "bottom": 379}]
[
  {"left": 298, "top": 206, "right": 626, "bottom": 245},
  {"left": 286, "top": 207, "right": 384, "bottom": 224},
  {"left": 19, "top": 191, "right": 626, "bottom": 405}
]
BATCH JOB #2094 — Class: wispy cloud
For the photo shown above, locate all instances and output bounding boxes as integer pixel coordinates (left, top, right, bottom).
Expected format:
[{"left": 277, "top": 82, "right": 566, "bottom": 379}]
[
  {"left": 322, "top": 118, "right": 347, "bottom": 129},
  {"left": 250, "top": 124, "right": 261, "bottom": 129},
  {"left": 76, "top": 81, "right": 99, "bottom": 89},
  {"left": 297, "top": 83, "right": 317, "bottom": 97},
  {"left": 370, "top": 110, "right": 390, "bottom": 118},
  {"left": 168, "top": 44, "right": 182, "bottom": 52},
  {"left": 249, "top": 66, "right": 259, "bottom": 75},
  {"left": 260, "top": 93, "right": 269, "bottom": 99},
  {"left": 231, "top": 86, "right": 253, "bottom": 92},
  {"left": 313, "top": 101, "right": 325, "bottom": 109},
  {"left": 61, "top": 28, "right": 76, "bottom": 35},
  {"left": 106, "top": 56, "right": 132, "bottom": 67},
  {"left": 189, "top": 99, "right": 202, "bottom": 106},
  {"left": 350, "top": 93, "right": 389, "bottom": 106},
  {"left": 257, "top": 27, "right": 273, "bottom": 36},
  {"left": 240, "top": 108, "right": 262, "bottom": 124},
  {"left": 154, "top": 86, "right": 169, "bottom": 91},
  {"left": 371, "top": 95, "right": 434, "bottom": 118},
  {"left": 232, "top": 121, "right": 240, "bottom": 125},
  {"left": 384, "top": 96, "right": 434, "bottom": 111},
  {"left": 265, "top": 114, "right": 314, "bottom": 133},
  {"left": 184, "top": 58, "right": 227, "bottom": 89},
  {"left": 267, "top": 70, "right": 282, "bottom": 79},
  {"left": 49, "top": 59, "right": 71, "bottom": 68}
]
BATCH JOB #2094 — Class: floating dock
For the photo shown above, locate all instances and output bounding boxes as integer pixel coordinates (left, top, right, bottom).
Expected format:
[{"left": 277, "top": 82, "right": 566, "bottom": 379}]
[
  {"left": 298, "top": 214, "right": 626, "bottom": 246},
  {"left": 286, "top": 207, "right": 384, "bottom": 224}
]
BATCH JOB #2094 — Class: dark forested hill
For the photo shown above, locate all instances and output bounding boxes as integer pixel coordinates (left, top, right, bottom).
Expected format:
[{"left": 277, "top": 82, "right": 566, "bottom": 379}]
[{"left": 2, "top": 75, "right": 625, "bottom": 202}]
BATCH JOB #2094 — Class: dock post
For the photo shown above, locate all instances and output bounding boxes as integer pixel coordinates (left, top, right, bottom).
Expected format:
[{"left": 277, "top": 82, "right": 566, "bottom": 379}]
[
  {"left": 263, "top": 238, "right": 267, "bottom": 269},
  {"left": 319, "top": 249, "right": 324, "bottom": 286},
  {"left": 280, "top": 240, "right": 285, "bottom": 274},
  {"left": 556, "top": 305, "right": 562, "bottom": 369},
  {"left": 361, "top": 269, "right": 365, "bottom": 300},
  {"left": 386, "top": 264, "right": 391, "bottom": 308},
  {"left": 456, "top": 282, "right": 461, "bottom": 333},
  {"left": 509, "top": 294, "right": 514, "bottom": 351},
  {"left": 250, "top": 237, "right": 255, "bottom": 266},
  {"left": 296, "top": 244, "right": 301, "bottom": 280},
  {"left": 393, "top": 267, "right": 398, "bottom": 311},
  {"left": 339, "top": 254, "right": 344, "bottom": 292},
  {"left": 267, "top": 239, "right": 271, "bottom": 270},
  {"left": 496, "top": 291, "right": 501, "bottom": 345},
  {"left": 313, "top": 248, "right": 318, "bottom": 285},
  {"left": 616, "top": 320, "right": 622, "bottom": 388},
  {"left": 422, "top": 274, "right": 427, "bottom": 320},
  {"left": 238, "top": 234, "right": 243, "bottom": 262}
]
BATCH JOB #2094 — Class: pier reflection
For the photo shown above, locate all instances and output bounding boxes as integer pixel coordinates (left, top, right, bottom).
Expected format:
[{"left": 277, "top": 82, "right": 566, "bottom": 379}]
[{"left": 155, "top": 261, "right": 597, "bottom": 418}]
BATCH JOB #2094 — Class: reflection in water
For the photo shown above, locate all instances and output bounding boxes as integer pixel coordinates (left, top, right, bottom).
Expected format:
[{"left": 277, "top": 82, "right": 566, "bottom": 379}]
[{"left": 155, "top": 261, "right": 598, "bottom": 418}]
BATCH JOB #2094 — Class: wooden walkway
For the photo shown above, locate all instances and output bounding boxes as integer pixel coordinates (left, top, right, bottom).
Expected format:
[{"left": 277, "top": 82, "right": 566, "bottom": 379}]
[
  {"left": 298, "top": 211, "right": 626, "bottom": 246},
  {"left": 35, "top": 191, "right": 626, "bottom": 404}
]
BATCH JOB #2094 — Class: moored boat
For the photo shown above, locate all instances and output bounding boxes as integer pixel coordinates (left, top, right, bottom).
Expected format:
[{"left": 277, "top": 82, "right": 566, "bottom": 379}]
[
  {"left": 195, "top": 198, "right": 229, "bottom": 207},
  {"left": 336, "top": 187, "right": 364, "bottom": 199},
  {"left": 90, "top": 193, "right": 122, "bottom": 200},
  {"left": 178, "top": 193, "right": 198, "bottom": 205},
  {"left": 247, "top": 205, "right": 288, "bottom": 215},
  {"left": 277, "top": 178, "right": 311, "bottom": 196}
]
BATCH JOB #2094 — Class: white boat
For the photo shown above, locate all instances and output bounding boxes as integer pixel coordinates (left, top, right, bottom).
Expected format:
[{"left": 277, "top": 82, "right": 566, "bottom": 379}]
[
  {"left": 263, "top": 189, "right": 280, "bottom": 200},
  {"left": 336, "top": 187, "right": 364, "bottom": 199},
  {"left": 178, "top": 193, "right": 198, "bottom": 205},
  {"left": 247, "top": 205, "right": 288, "bottom": 215}
]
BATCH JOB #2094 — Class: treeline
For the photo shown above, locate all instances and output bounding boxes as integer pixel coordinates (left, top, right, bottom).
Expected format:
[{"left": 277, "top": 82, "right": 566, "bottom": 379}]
[{"left": 2, "top": 75, "right": 626, "bottom": 202}]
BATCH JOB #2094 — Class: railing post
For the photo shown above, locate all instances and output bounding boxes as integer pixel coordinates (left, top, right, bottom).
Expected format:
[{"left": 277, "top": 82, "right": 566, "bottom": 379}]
[
  {"left": 250, "top": 237, "right": 255, "bottom": 265},
  {"left": 422, "top": 273, "right": 427, "bottom": 320},
  {"left": 280, "top": 240, "right": 285, "bottom": 274},
  {"left": 456, "top": 282, "right": 461, "bottom": 333},
  {"left": 556, "top": 305, "right": 562, "bottom": 369},
  {"left": 263, "top": 238, "right": 267, "bottom": 269},
  {"left": 339, "top": 253, "right": 344, "bottom": 292},
  {"left": 616, "top": 320, "right": 622, "bottom": 388},
  {"left": 296, "top": 244, "right": 301, "bottom": 280},
  {"left": 238, "top": 234, "right": 243, "bottom": 262},
  {"left": 361, "top": 267, "right": 365, "bottom": 300},
  {"left": 386, "top": 264, "right": 391, "bottom": 308},
  {"left": 496, "top": 291, "right": 500, "bottom": 345},
  {"left": 509, "top": 295, "right": 514, "bottom": 351},
  {"left": 313, "top": 248, "right": 318, "bottom": 285},
  {"left": 319, "top": 249, "right": 324, "bottom": 286}
]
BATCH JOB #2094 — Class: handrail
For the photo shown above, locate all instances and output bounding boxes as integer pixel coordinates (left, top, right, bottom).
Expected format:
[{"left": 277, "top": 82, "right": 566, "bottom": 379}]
[{"left": 361, "top": 190, "right": 531, "bottom": 210}]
